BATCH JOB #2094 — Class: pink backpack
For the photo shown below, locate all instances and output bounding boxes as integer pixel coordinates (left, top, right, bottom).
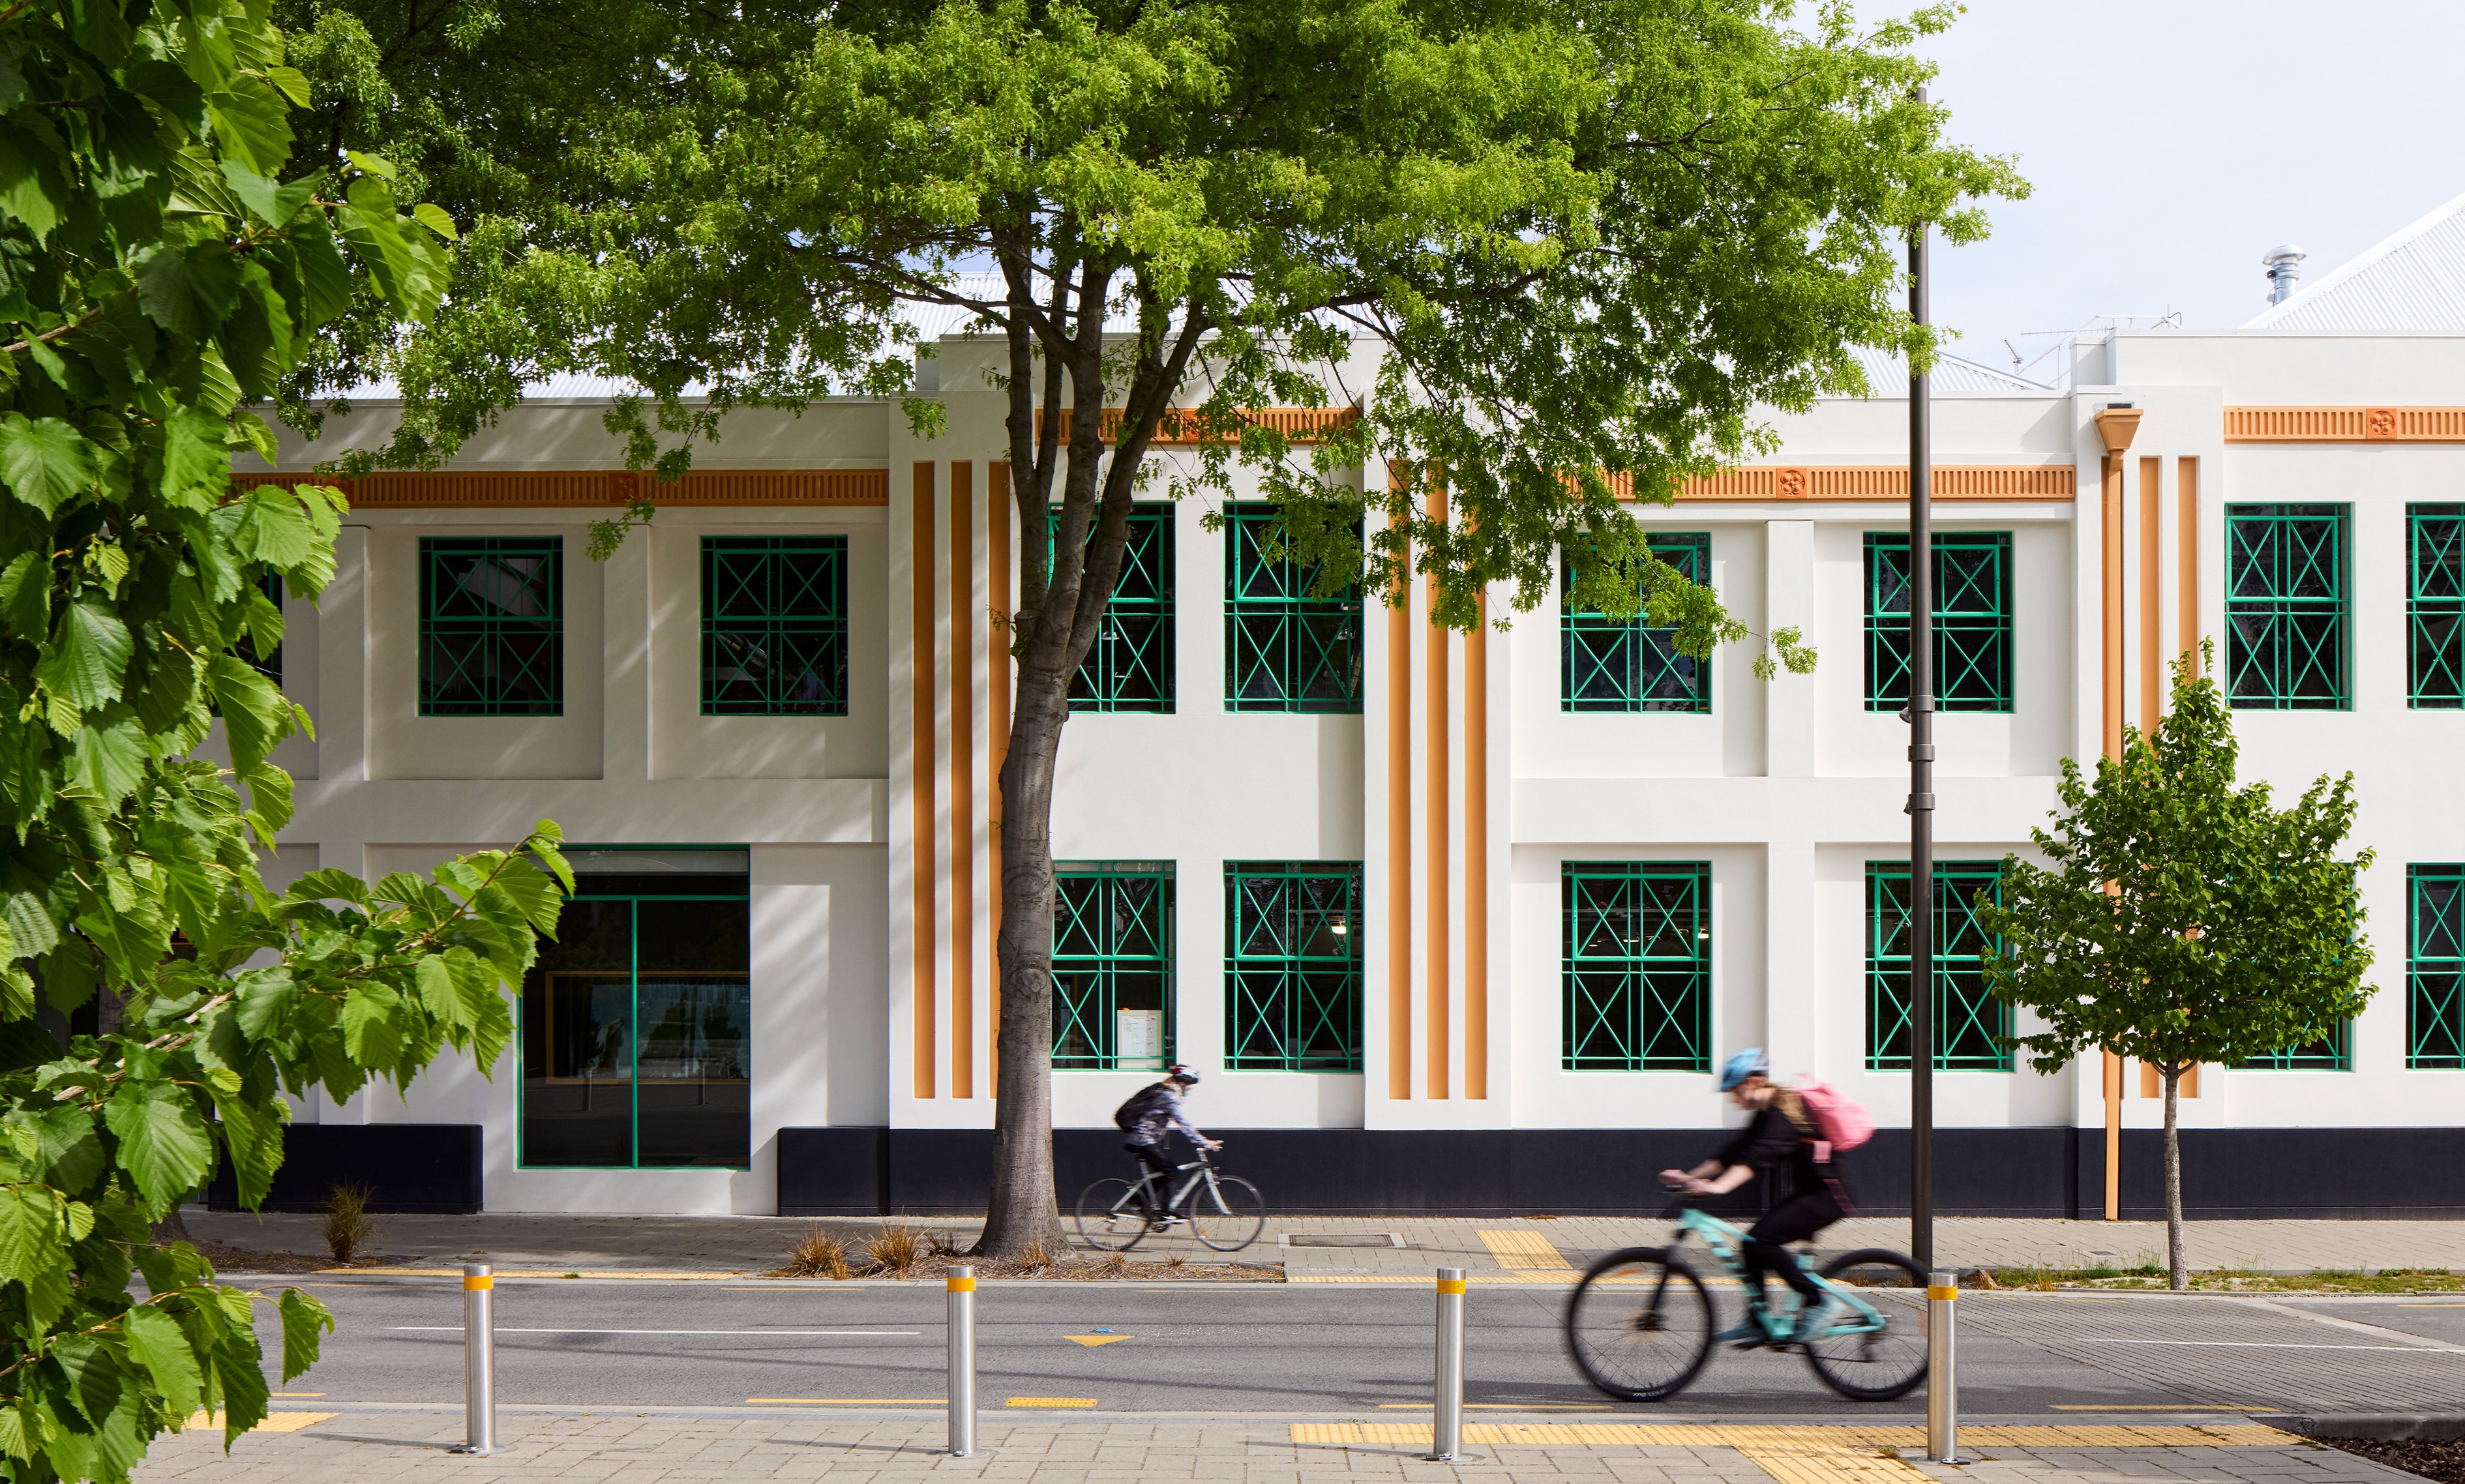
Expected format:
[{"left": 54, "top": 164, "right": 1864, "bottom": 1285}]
[{"left": 1793, "top": 1077, "right": 1873, "bottom": 1163}]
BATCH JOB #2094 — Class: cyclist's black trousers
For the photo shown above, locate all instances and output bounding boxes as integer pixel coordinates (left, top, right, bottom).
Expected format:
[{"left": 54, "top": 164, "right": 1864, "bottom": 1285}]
[
  {"left": 1742, "top": 1191, "right": 1841, "bottom": 1301},
  {"left": 1126, "top": 1141, "right": 1174, "bottom": 1213}
]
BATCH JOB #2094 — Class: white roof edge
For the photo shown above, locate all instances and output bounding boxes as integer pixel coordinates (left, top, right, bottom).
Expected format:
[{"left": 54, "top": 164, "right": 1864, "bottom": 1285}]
[{"left": 2243, "top": 188, "right": 2465, "bottom": 329}]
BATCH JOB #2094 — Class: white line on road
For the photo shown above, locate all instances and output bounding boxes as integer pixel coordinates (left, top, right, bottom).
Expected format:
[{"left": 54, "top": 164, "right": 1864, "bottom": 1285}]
[
  {"left": 393, "top": 1328, "right": 921, "bottom": 1337},
  {"left": 2093, "top": 1339, "right": 2458, "bottom": 1352}
]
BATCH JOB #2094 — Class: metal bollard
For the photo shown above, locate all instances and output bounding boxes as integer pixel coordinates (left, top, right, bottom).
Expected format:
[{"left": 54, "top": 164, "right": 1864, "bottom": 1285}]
[
  {"left": 449, "top": 1262, "right": 496, "bottom": 1455},
  {"left": 1926, "top": 1268, "right": 1964, "bottom": 1464},
  {"left": 946, "top": 1265, "right": 977, "bottom": 1458},
  {"left": 1426, "top": 1268, "right": 1465, "bottom": 1462}
]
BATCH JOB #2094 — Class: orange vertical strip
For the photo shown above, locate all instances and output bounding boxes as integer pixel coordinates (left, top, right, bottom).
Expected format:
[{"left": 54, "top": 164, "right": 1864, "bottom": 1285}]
[
  {"left": 912, "top": 463, "right": 938, "bottom": 1100},
  {"left": 1424, "top": 484, "right": 1451, "bottom": 1102},
  {"left": 1463, "top": 589, "right": 1487, "bottom": 1101},
  {"left": 949, "top": 463, "right": 975, "bottom": 1101},
  {"left": 2138, "top": 455, "right": 2162, "bottom": 735},
  {"left": 2177, "top": 458, "right": 2200, "bottom": 677},
  {"left": 987, "top": 464, "right": 1011, "bottom": 1098},
  {"left": 1386, "top": 540, "right": 1413, "bottom": 1102}
]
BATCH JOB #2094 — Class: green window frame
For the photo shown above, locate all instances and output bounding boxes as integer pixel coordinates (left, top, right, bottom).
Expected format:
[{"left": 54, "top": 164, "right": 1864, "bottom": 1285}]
[
  {"left": 420, "top": 537, "right": 563, "bottom": 715},
  {"left": 1562, "top": 534, "right": 1712, "bottom": 713},
  {"left": 1866, "top": 860, "right": 2011, "bottom": 1071},
  {"left": 2236, "top": 1024, "right": 2352, "bottom": 1071},
  {"left": 700, "top": 536, "right": 850, "bottom": 715},
  {"left": 1052, "top": 505, "right": 1174, "bottom": 712},
  {"left": 2412, "top": 865, "right": 2465, "bottom": 1069},
  {"left": 1225, "top": 505, "right": 1363, "bottom": 713},
  {"left": 1051, "top": 863, "right": 1174, "bottom": 1071},
  {"left": 1224, "top": 861, "right": 1363, "bottom": 1071},
  {"left": 2410, "top": 505, "right": 2464, "bottom": 708},
  {"left": 1864, "top": 533, "right": 2012, "bottom": 713},
  {"left": 2226, "top": 503, "right": 2349, "bottom": 710},
  {"left": 1562, "top": 862, "right": 1711, "bottom": 1071}
]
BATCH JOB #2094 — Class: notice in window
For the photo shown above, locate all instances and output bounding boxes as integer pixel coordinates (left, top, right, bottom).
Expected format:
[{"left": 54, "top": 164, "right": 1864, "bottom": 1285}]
[{"left": 1117, "top": 1009, "right": 1162, "bottom": 1065}]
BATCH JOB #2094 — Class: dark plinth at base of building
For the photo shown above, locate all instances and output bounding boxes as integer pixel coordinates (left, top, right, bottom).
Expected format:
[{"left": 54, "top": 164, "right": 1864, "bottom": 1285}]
[
  {"left": 778, "top": 1125, "right": 2465, "bottom": 1220},
  {"left": 205, "top": 1123, "right": 483, "bottom": 1214}
]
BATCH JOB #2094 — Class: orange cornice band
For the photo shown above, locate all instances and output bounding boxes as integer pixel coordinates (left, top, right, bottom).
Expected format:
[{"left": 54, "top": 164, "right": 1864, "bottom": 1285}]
[
  {"left": 231, "top": 469, "right": 891, "bottom": 507},
  {"left": 2226, "top": 406, "right": 2465, "bottom": 443},
  {"left": 1034, "top": 407, "right": 1360, "bottom": 447},
  {"left": 1663, "top": 466, "right": 2076, "bottom": 502}
]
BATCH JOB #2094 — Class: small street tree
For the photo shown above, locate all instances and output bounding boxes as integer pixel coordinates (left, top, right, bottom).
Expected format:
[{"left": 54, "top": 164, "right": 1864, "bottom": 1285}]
[{"left": 1979, "top": 646, "right": 2373, "bottom": 1289}]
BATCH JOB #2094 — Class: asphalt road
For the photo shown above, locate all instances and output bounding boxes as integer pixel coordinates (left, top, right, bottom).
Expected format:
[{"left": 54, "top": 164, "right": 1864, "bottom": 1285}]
[{"left": 246, "top": 1277, "right": 2213, "bottom": 1417}]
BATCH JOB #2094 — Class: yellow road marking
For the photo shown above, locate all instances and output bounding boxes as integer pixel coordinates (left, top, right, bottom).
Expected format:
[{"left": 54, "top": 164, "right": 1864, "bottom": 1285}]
[
  {"left": 181, "top": 1412, "right": 335, "bottom": 1434},
  {"left": 1066, "top": 1334, "right": 1131, "bottom": 1346},
  {"left": 1479, "top": 1230, "right": 1568, "bottom": 1270},
  {"left": 748, "top": 1398, "right": 942, "bottom": 1405},
  {"left": 1006, "top": 1397, "right": 1097, "bottom": 1408},
  {"left": 1376, "top": 1403, "right": 1609, "bottom": 1410},
  {"left": 2049, "top": 1404, "right": 2273, "bottom": 1411}
]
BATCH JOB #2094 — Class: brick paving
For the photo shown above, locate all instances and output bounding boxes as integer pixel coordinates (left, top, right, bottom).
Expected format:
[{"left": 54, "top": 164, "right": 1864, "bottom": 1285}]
[{"left": 126, "top": 1412, "right": 2428, "bottom": 1484}]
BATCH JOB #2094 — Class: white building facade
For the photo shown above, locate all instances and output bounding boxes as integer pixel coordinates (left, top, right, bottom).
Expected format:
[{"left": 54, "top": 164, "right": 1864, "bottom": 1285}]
[{"left": 226, "top": 215, "right": 2465, "bottom": 1220}]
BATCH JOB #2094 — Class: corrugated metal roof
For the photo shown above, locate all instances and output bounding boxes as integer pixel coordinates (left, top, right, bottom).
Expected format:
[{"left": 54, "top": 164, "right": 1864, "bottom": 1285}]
[
  {"left": 1839, "top": 344, "right": 2050, "bottom": 396},
  {"left": 2243, "top": 190, "right": 2465, "bottom": 331}
]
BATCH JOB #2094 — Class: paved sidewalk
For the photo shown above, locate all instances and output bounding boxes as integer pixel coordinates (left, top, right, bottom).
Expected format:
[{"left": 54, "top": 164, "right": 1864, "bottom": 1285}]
[
  {"left": 127, "top": 1410, "right": 2421, "bottom": 1484},
  {"left": 187, "top": 1209, "right": 2465, "bottom": 1279}
]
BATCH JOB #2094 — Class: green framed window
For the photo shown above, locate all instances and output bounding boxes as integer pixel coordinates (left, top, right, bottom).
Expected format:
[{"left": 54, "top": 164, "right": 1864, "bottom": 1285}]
[
  {"left": 2226, "top": 503, "right": 2348, "bottom": 710},
  {"left": 2410, "top": 505, "right": 2464, "bottom": 708},
  {"left": 701, "top": 536, "right": 850, "bottom": 715},
  {"left": 2236, "top": 1024, "right": 2352, "bottom": 1071},
  {"left": 1864, "top": 533, "right": 2012, "bottom": 713},
  {"left": 1225, "top": 505, "right": 1363, "bottom": 713},
  {"left": 1051, "top": 863, "right": 1174, "bottom": 1071},
  {"left": 1053, "top": 505, "right": 1174, "bottom": 711},
  {"left": 421, "top": 537, "right": 563, "bottom": 715},
  {"left": 1224, "top": 861, "right": 1362, "bottom": 1071},
  {"left": 1562, "top": 534, "right": 1711, "bottom": 713},
  {"left": 517, "top": 850, "right": 751, "bottom": 1169},
  {"left": 1562, "top": 863, "right": 1711, "bottom": 1071},
  {"left": 1866, "top": 861, "right": 2011, "bottom": 1071},
  {"left": 2412, "top": 866, "right": 2465, "bottom": 1069}
]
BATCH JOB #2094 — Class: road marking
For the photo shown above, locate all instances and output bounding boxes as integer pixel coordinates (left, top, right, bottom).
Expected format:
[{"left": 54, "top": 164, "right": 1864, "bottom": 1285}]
[
  {"left": 1006, "top": 1397, "right": 1096, "bottom": 1408},
  {"left": 748, "top": 1398, "right": 942, "bottom": 1405},
  {"left": 1377, "top": 1403, "right": 1609, "bottom": 1410},
  {"left": 1065, "top": 1334, "right": 1131, "bottom": 1346},
  {"left": 2048, "top": 1405, "right": 2273, "bottom": 1411},
  {"left": 2400, "top": 1302, "right": 2465, "bottom": 1307},
  {"left": 392, "top": 1327, "right": 919, "bottom": 1337},
  {"left": 1479, "top": 1230, "right": 1568, "bottom": 1270},
  {"left": 2090, "top": 1338, "right": 2462, "bottom": 1352}
]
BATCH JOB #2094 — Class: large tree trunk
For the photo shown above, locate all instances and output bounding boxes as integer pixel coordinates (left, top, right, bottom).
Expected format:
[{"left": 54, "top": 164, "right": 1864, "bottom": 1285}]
[{"left": 2162, "top": 1063, "right": 2185, "bottom": 1291}]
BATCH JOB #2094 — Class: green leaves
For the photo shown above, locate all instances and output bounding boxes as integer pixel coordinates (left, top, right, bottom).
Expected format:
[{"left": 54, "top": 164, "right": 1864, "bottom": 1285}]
[
  {"left": 102, "top": 1086, "right": 215, "bottom": 1216},
  {"left": 123, "top": 1308, "right": 203, "bottom": 1416},
  {"left": 37, "top": 602, "right": 134, "bottom": 712},
  {"left": 0, "top": 415, "right": 96, "bottom": 516}
]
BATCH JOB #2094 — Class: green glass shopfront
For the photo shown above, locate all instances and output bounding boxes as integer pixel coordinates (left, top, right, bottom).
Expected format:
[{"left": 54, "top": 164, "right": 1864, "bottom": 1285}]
[{"left": 517, "top": 849, "right": 751, "bottom": 1168}]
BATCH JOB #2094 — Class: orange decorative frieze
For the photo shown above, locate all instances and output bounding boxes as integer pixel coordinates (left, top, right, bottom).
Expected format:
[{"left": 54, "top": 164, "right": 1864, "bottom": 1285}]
[
  {"left": 228, "top": 469, "right": 891, "bottom": 507},
  {"left": 1659, "top": 465, "right": 2074, "bottom": 501},
  {"left": 2225, "top": 407, "right": 2465, "bottom": 443},
  {"left": 1035, "top": 406, "right": 1360, "bottom": 445}
]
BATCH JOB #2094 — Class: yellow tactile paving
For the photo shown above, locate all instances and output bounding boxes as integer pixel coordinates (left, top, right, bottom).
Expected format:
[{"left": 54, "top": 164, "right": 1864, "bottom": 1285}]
[
  {"left": 181, "top": 1412, "right": 335, "bottom": 1433},
  {"left": 1287, "top": 1422, "right": 2306, "bottom": 1449},
  {"left": 1004, "top": 1397, "right": 1097, "bottom": 1408},
  {"left": 1736, "top": 1444, "right": 1921, "bottom": 1484},
  {"left": 1479, "top": 1230, "right": 1570, "bottom": 1269}
]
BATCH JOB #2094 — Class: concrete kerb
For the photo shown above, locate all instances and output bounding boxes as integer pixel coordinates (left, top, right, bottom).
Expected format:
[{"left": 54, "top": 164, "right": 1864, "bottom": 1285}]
[{"left": 2260, "top": 1414, "right": 2465, "bottom": 1442}]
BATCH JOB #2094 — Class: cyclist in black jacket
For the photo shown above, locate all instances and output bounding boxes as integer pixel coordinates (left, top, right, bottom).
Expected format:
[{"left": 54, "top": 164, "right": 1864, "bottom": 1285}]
[
  {"left": 1113, "top": 1065, "right": 1219, "bottom": 1228},
  {"left": 1658, "top": 1048, "right": 1849, "bottom": 1345}
]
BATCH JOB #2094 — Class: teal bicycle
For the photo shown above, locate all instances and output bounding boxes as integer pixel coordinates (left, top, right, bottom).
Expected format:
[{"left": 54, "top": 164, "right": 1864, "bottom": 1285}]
[{"left": 1563, "top": 1190, "right": 1928, "bottom": 1402}]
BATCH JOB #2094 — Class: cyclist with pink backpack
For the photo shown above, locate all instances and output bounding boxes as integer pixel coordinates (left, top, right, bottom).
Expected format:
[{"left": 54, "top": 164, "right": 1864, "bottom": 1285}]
[{"left": 1657, "top": 1048, "right": 1870, "bottom": 1346}]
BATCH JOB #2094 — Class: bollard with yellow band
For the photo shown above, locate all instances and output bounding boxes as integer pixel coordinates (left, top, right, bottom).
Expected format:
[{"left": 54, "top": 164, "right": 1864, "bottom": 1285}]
[
  {"left": 449, "top": 1262, "right": 497, "bottom": 1455},
  {"left": 1426, "top": 1268, "right": 1466, "bottom": 1462},
  {"left": 1926, "top": 1269, "right": 1964, "bottom": 1463},
  {"left": 946, "top": 1265, "right": 976, "bottom": 1457}
]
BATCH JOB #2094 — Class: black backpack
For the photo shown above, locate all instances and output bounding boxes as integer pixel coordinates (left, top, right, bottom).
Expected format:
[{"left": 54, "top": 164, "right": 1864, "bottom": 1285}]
[{"left": 1113, "top": 1084, "right": 1169, "bottom": 1132}]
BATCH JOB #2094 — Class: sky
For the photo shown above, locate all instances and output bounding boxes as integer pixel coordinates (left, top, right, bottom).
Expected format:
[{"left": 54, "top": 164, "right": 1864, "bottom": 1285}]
[{"left": 1866, "top": 0, "right": 2465, "bottom": 381}]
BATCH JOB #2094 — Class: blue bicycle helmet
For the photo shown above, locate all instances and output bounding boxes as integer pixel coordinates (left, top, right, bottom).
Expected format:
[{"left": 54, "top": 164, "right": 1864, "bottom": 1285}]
[{"left": 1716, "top": 1048, "right": 1769, "bottom": 1091}]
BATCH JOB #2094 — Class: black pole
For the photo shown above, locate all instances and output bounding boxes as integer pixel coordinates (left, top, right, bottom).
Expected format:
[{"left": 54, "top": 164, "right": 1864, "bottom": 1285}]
[{"left": 1906, "top": 85, "right": 1936, "bottom": 1275}]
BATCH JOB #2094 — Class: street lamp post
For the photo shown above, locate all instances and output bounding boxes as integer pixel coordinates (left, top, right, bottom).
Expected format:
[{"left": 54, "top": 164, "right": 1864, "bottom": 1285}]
[{"left": 1905, "top": 85, "right": 1937, "bottom": 1276}]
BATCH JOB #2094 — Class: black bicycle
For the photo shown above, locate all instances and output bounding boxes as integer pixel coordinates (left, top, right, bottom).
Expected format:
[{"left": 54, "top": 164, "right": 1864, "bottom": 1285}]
[{"left": 1075, "top": 1147, "right": 1265, "bottom": 1253}]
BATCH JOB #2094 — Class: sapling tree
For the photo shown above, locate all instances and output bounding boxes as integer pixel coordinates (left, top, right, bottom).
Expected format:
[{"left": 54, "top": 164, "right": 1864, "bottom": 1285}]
[
  {"left": 0, "top": 2, "right": 570, "bottom": 1478},
  {"left": 1979, "top": 646, "right": 2373, "bottom": 1289}
]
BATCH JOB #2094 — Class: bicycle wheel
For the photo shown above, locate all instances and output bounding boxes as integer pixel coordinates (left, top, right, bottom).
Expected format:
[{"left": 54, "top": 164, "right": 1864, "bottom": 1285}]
[
  {"left": 1564, "top": 1247, "right": 1715, "bottom": 1402},
  {"left": 1074, "top": 1178, "right": 1150, "bottom": 1253},
  {"left": 1802, "top": 1249, "right": 1929, "bottom": 1401},
  {"left": 1189, "top": 1174, "right": 1266, "bottom": 1251}
]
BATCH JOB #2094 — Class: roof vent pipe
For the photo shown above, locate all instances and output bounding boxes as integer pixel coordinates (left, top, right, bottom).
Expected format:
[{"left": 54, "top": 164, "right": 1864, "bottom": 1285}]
[{"left": 2262, "top": 245, "right": 2307, "bottom": 305}]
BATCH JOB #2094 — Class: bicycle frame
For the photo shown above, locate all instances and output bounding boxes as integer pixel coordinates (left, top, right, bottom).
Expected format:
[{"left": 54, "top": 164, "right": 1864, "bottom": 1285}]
[
  {"left": 1118, "top": 1153, "right": 1219, "bottom": 1219},
  {"left": 1666, "top": 1205, "right": 1889, "bottom": 1343}
]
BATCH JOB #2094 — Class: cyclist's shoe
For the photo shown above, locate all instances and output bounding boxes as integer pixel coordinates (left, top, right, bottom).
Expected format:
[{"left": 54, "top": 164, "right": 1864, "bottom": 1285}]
[
  {"left": 1716, "top": 1302, "right": 1770, "bottom": 1348},
  {"left": 1790, "top": 1293, "right": 1845, "bottom": 1344},
  {"left": 1148, "top": 1215, "right": 1188, "bottom": 1231}
]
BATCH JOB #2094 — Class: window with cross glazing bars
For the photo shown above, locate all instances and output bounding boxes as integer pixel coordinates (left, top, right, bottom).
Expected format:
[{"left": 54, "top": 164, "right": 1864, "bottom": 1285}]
[
  {"left": 1223, "top": 862, "right": 1362, "bottom": 1071},
  {"left": 2411, "top": 866, "right": 2465, "bottom": 1069},
  {"left": 2235, "top": 1022, "right": 2352, "bottom": 1071},
  {"left": 1051, "top": 864, "right": 1174, "bottom": 1071},
  {"left": 1562, "top": 534, "right": 1712, "bottom": 713},
  {"left": 1864, "top": 533, "right": 2012, "bottom": 713},
  {"left": 2410, "top": 505, "right": 2464, "bottom": 709},
  {"left": 2226, "top": 504, "right": 2349, "bottom": 710},
  {"left": 700, "top": 536, "right": 850, "bottom": 715},
  {"left": 1051, "top": 505, "right": 1174, "bottom": 712},
  {"left": 421, "top": 537, "right": 563, "bottom": 716},
  {"left": 1866, "top": 861, "right": 2010, "bottom": 1071},
  {"left": 1225, "top": 506, "right": 1363, "bottom": 713},
  {"left": 1562, "top": 863, "right": 1711, "bottom": 1071}
]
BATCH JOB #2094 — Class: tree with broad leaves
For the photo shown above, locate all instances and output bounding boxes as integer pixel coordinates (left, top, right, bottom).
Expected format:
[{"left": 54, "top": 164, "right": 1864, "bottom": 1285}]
[
  {"left": 1979, "top": 645, "right": 2374, "bottom": 1291},
  {"left": 275, "top": 0, "right": 2024, "bottom": 1256},
  {"left": 0, "top": 1, "right": 573, "bottom": 1478}
]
